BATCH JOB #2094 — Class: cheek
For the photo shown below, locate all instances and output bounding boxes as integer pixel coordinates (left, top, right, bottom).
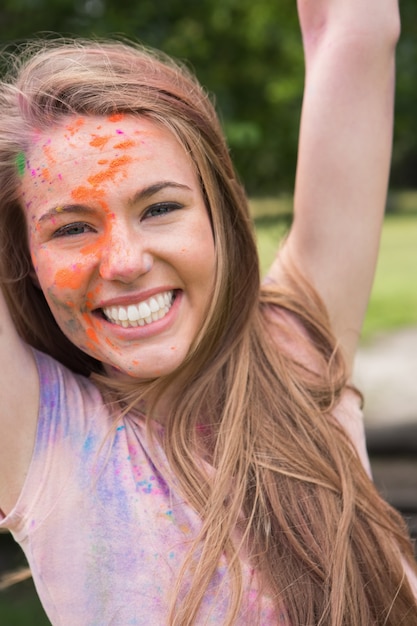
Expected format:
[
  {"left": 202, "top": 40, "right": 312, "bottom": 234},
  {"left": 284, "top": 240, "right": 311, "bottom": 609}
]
[
  {"left": 43, "top": 284, "right": 104, "bottom": 357},
  {"left": 32, "top": 247, "right": 93, "bottom": 308},
  {"left": 53, "top": 266, "right": 88, "bottom": 291},
  {"left": 180, "top": 218, "right": 215, "bottom": 267},
  {"left": 193, "top": 233, "right": 216, "bottom": 281}
]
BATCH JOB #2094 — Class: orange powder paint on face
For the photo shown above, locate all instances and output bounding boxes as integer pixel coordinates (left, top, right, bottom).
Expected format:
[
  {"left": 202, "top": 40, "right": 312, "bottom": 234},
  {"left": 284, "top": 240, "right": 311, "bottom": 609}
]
[
  {"left": 89, "top": 135, "right": 111, "bottom": 149},
  {"left": 86, "top": 286, "right": 102, "bottom": 300},
  {"left": 105, "top": 337, "right": 121, "bottom": 352},
  {"left": 86, "top": 327, "right": 100, "bottom": 344},
  {"left": 85, "top": 340, "right": 97, "bottom": 352},
  {"left": 108, "top": 113, "right": 125, "bottom": 123},
  {"left": 71, "top": 185, "right": 108, "bottom": 210},
  {"left": 113, "top": 139, "right": 136, "bottom": 150},
  {"left": 85, "top": 287, "right": 102, "bottom": 309},
  {"left": 43, "top": 144, "right": 57, "bottom": 166},
  {"left": 82, "top": 313, "right": 99, "bottom": 339},
  {"left": 79, "top": 234, "right": 107, "bottom": 257},
  {"left": 54, "top": 268, "right": 84, "bottom": 290},
  {"left": 65, "top": 117, "right": 85, "bottom": 136},
  {"left": 87, "top": 155, "right": 133, "bottom": 187},
  {"left": 41, "top": 168, "right": 50, "bottom": 181}
]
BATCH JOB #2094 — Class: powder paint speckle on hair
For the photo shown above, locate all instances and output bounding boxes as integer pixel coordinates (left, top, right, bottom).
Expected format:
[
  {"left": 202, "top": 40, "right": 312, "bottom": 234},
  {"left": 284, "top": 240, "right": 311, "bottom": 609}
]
[{"left": 16, "top": 151, "right": 26, "bottom": 177}]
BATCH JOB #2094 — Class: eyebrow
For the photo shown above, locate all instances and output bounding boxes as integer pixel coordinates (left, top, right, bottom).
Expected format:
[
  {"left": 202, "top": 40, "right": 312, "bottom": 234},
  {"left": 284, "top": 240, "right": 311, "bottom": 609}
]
[
  {"left": 38, "top": 181, "right": 193, "bottom": 223},
  {"left": 38, "top": 204, "right": 96, "bottom": 224},
  {"left": 128, "top": 181, "right": 192, "bottom": 206}
]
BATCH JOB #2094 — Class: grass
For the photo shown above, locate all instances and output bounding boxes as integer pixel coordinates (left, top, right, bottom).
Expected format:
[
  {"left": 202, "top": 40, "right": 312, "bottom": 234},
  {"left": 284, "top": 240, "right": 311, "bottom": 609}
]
[
  {"left": 0, "top": 580, "right": 50, "bottom": 625},
  {"left": 0, "top": 533, "right": 50, "bottom": 625},
  {"left": 361, "top": 213, "right": 417, "bottom": 339},
  {"left": 251, "top": 197, "right": 417, "bottom": 341}
]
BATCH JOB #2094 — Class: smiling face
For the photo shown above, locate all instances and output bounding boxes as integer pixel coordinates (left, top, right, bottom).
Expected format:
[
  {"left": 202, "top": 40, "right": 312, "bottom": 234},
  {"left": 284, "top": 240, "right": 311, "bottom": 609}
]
[{"left": 20, "top": 114, "right": 216, "bottom": 380}]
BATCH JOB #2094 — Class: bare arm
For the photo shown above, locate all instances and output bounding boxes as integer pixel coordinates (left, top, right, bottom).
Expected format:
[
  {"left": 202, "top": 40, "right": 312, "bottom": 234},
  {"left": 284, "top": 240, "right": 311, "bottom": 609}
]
[
  {"left": 269, "top": 0, "right": 400, "bottom": 372},
  {"left": 0, "top": 288, "right": 39, "bottom": 514}
]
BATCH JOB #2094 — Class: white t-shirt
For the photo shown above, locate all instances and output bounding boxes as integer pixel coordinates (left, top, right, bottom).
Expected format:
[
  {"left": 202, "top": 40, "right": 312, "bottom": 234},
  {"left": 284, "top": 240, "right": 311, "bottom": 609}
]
[{"left": 0, "top": 349, "right": 286, "bottom": 625}]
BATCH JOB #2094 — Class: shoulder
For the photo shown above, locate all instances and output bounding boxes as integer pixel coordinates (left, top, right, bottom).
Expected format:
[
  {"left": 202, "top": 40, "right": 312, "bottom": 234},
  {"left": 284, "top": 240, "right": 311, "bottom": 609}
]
[
  {"left": 0, "top": 349, "right": 108, "bottom": 522},
  {"left": 34, "top": 348, "right": 103, "bottom": 406},
  {"left": 33, "top": 348, "right": 109, "bottom": 446},
  {"left": 260, "top": 286, "right": 371, "bottom": 475},
  {"left": 332, "top": 387, "right": 371, "bottom": 476},
  {"left": 261, "top": 299, "right": 323, "bottom": 374}
]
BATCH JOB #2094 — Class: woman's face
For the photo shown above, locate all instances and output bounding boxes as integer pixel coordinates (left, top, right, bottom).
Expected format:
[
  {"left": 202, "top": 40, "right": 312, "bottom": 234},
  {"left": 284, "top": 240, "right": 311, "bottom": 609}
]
[{"left": 21, "top": 114, "right": 216, "bottom": 379}]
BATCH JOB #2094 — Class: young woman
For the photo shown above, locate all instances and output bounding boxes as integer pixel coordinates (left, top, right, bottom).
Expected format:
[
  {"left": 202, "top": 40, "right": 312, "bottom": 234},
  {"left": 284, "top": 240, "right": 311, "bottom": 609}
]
[{"left": 1, "top": 0, "right": 416, "bottom": 624}]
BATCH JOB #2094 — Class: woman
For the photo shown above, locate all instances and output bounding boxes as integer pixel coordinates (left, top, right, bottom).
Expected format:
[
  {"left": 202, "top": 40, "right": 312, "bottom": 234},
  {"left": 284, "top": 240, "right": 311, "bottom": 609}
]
[{"left": 1, "top": 0, "right": 416, "bottom": 624}]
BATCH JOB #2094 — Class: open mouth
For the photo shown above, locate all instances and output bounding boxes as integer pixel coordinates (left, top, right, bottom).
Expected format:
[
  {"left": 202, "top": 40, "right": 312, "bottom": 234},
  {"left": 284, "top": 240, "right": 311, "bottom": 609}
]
[{"left": 100, "top": 290, "right": 175, "bottom": 328}]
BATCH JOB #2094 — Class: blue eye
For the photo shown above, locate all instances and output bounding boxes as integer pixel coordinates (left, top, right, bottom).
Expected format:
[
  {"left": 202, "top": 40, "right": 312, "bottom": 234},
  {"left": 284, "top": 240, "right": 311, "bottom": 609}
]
[
  {"left": 53, "top": 222, "right": 94, "bottom": 237},
  {"left": 144, "top": 202, "right": 182, "bottom": 218}
]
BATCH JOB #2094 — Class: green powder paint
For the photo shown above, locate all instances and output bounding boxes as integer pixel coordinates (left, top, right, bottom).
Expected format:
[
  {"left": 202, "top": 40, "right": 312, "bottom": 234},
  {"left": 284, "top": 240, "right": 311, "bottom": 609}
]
[{"left": 16, "top": 151, "right": 26, "bottom": 177}]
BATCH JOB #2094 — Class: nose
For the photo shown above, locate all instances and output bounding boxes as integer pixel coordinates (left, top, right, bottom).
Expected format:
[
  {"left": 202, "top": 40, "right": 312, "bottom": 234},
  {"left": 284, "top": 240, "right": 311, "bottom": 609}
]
[{"left": 98, "top": 225, "right": 153, "bottom": 283}]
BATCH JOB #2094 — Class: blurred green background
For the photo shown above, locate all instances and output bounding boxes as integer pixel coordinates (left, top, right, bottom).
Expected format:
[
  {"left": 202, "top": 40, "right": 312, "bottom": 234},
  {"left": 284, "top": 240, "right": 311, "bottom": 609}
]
[
  {"left": 1, "top": 0, "right": 416, "bottom": 623},
  {"left": 1, "top": 0, "right": 417, "bottom": 194}
]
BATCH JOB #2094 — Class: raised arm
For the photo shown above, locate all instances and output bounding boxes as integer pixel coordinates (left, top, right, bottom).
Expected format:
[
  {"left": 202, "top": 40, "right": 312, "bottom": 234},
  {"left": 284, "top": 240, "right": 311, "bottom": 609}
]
[
  {"left": 270, "top": 0, "right": 400, "bottom": 371},
  {"left": 0, "top": 288, "right": 39, "bottom": 515}
]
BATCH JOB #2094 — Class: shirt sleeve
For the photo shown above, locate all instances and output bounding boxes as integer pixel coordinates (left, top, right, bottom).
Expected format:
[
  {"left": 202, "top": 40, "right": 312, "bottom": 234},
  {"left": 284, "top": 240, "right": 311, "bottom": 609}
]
[
  {"left": 262, "top": 303, "right": 372, "bottom": 476},
  {"left": 0, "top": 349, "right": 108, "bottom": 540}
]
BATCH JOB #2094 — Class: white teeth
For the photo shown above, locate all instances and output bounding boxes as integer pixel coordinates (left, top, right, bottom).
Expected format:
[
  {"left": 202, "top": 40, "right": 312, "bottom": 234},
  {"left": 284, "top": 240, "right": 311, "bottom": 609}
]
[
  {"left": 102, "top": 290, "right": 174, "bottom": 328},
  {"left": 127, "top": 305, "right": 140, "bottom": 322},
  {"left": 149, "top": 297, "right": 159, "bottom": 313},
  {"left": 139, "top": 301, "right": 151, "bottom": 318}
]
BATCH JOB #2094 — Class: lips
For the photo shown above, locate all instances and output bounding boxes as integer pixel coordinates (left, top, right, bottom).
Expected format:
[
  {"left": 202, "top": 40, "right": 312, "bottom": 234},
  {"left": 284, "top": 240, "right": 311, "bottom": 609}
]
[{"left": 101, "top": 290, "right": 174, "bottom": 328}]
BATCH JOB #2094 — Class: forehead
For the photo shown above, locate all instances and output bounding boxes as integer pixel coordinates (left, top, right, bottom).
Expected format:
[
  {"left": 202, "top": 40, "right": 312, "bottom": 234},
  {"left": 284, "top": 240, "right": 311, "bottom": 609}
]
[
  {"left": 20, "top": 114, "right": 201, "bottom": 208},
  {"left": 26, "top": 114, "right": 185, "bottom": 164}
]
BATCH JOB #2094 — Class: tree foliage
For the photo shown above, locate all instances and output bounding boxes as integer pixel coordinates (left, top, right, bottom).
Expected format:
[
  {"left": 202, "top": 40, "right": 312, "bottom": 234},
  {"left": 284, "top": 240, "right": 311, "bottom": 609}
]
[{"left": 0, "top": 0, "right": 416, "bottom": 192}]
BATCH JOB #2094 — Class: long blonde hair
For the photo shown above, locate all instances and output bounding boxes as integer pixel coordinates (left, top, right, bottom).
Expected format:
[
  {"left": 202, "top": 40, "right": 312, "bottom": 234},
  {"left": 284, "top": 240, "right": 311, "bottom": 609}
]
[{"left": 0, "top": 38, "right": 416, "bottom": 625}]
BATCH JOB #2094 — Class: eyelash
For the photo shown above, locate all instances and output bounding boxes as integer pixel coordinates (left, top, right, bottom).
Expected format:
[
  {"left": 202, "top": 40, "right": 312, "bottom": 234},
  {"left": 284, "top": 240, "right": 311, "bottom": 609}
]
[
  {"left": 52, "top": 222, "right": 95, "bottom": 238},
  {"left": 143, "top": 202, "right": 182, "bottom": 219}
]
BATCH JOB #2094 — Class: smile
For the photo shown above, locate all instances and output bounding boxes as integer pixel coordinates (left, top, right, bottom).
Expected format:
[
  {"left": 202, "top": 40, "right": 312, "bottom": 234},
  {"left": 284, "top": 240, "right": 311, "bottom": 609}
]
[{"left": 101, "top": 291, "right": 174, "bottom": 328}]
